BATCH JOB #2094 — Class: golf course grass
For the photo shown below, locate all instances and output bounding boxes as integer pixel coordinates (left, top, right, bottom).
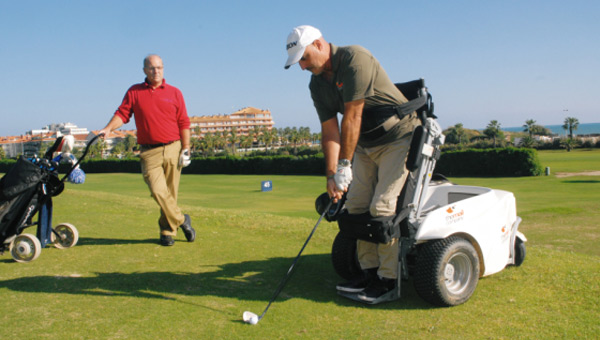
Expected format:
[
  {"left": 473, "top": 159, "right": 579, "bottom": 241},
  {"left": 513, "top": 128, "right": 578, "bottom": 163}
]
[{"left": 0, "top": 149, "right": 598, "bottom": 339}]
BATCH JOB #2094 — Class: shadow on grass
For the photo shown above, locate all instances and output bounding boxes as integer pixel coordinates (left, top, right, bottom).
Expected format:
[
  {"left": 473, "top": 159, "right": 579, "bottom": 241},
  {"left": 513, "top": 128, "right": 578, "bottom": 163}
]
[
  {"left": 77, "top": 237, "right": 159, "bottom": 246},
  {"left": 0, "top": 254, "right": 430, "bottom": 311},
  {"left": 561, "top": 180, "right": 600, "bottom": 184}
]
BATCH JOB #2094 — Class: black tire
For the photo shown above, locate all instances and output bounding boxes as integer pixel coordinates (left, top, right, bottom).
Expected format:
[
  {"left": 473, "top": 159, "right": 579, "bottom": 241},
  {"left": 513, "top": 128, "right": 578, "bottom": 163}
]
[
  {"left": 513, "top": 238, "right": 526, "bottom": 267},
  {"left": 414, "top": 237, "right": 480, "bottom": 307},
  {"left": 331, "top": 232, "right": 361, "bottom": 280}
]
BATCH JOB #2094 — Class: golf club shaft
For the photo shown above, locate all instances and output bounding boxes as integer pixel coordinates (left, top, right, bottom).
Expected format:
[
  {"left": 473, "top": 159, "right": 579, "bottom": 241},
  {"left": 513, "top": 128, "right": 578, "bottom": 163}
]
[{"left": 258, "top": 199, "right": 333, "bottom": 320}]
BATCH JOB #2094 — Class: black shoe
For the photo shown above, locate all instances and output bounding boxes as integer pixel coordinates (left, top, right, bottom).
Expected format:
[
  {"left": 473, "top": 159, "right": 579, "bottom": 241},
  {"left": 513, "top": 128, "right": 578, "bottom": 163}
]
[
  {"left": 180, "top": 214, "right": 195, "bottom": 242},
  {"left": 160, "top": 235, "right": 174, "bottom": 246},
  {"left": 358, "top": 276, "right": 396, "bottom": 302},
  {"left": 336, "top": 268, "right": 378, "bottom": 293}
]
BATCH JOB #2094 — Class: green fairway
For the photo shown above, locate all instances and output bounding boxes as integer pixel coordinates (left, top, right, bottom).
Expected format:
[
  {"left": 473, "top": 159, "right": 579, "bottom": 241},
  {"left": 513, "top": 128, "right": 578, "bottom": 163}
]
[{"left": 0, "top": 149, "right": 598, "bottom": 339}]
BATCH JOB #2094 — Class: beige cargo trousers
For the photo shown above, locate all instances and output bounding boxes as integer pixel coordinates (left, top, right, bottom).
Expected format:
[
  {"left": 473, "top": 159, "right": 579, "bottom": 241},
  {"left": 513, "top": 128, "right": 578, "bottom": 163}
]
[
  {"left": 344, "top": 120, "right": 416, "bottom": 280},
  {"left": 139, "top": 140, "right": 186, "bottom": 237}
]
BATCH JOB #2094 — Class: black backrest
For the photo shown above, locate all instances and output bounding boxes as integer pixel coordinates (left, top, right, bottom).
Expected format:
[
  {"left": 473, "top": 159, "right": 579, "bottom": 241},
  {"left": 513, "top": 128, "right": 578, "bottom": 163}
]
[
  {"left": 394, "top": 79, "right": 436, "bottom": 122},
  {"left": 394, "top": 79, "right": 426, "bottom": 101}
]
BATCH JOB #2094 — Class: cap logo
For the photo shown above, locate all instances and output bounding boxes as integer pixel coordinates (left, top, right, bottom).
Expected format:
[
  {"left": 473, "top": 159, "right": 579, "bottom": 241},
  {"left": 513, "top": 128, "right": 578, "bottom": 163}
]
[{"left": 287, "top": 41, "right": 298, "bottom": 50}]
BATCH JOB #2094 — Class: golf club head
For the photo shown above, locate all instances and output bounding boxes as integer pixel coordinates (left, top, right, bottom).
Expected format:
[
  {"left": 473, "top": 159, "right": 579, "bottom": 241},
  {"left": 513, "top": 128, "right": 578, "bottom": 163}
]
[
  {"left": 315, "top": 192, "right": 346, "bottom": 222},
  {"left": 243, "top": 311, "right": 259, "bottom": 325}
]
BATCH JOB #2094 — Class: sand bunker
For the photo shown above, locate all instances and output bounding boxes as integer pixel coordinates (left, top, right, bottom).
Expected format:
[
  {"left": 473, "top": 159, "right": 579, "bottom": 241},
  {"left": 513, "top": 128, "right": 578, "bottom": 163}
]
[{"left": 554, "top": 171, "right": 600, "bottom": 178}]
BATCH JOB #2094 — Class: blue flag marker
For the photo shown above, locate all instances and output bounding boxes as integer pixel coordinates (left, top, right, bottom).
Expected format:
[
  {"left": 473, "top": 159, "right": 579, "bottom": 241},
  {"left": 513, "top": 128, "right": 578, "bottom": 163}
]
[{"left": 261, "top": 180, "right": 273, "bottom": 192}]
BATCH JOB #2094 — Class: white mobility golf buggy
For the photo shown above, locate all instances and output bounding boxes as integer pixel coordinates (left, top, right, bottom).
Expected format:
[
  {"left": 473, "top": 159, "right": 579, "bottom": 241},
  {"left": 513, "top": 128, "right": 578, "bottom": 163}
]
[{"left": 319, "top": 79, "right": 527, "bottom": 306}]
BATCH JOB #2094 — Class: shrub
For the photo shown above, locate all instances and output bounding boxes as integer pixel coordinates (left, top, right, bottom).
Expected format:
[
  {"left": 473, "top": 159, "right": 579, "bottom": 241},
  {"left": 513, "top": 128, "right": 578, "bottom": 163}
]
[{"left": 435, "top": 147, "right": 543, "bottom": 177}]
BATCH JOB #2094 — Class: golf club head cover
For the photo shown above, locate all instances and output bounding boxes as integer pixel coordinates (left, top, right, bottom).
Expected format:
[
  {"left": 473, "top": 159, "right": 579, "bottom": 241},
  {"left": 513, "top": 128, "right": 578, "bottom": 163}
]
[
  {"left": 315, "top": 192, "right": 347, "bottom": 222},
  {"left": 58, "top": 135, "right": 75, "bottom": 157},
  {"left": 67, "top": 167, "right": 86, "bottom": 184}
]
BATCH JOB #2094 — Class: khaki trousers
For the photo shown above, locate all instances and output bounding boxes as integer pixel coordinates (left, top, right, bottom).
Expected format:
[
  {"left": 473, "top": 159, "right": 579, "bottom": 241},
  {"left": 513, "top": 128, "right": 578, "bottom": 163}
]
[
  {"left": 140, "top": 141, "right": 185, "bottom": 236},
  {"left": 345, "top": 129, "right": 414, "bottom": 279}
]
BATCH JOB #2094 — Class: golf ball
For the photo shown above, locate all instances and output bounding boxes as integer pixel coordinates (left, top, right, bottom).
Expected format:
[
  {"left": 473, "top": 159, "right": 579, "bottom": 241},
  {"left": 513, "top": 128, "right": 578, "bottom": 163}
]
[{"left": 249, "top": 316, "right": 258, "bottom": 325}]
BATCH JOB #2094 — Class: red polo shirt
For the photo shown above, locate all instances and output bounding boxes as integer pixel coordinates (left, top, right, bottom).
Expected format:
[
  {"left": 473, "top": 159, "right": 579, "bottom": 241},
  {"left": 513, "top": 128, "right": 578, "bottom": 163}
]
[{"left": 114, "top": 79, "right": 190, "bottom": 145}]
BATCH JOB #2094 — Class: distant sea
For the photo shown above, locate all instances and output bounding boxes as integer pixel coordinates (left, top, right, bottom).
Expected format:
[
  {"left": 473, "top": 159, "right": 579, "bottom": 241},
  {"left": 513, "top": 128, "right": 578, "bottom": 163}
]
[{"left": 502, "top": 122, "right": 600, "bottom": 136}]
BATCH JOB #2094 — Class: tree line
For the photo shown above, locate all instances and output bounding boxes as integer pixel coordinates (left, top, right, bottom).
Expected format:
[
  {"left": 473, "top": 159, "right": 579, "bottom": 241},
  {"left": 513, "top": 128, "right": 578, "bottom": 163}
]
[
  {"left": 3, "top": 116, "right": 590, "bottom": 161},
  {"left": 77, "top": 126, "right": 322, "bottom": 160},
  {"left": 443, "top": 116, "right": 595, "bottom": 151}
]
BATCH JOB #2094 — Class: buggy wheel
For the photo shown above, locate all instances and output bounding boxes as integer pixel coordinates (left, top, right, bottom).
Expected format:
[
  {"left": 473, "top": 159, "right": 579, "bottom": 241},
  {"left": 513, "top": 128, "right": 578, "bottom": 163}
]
[
  {"left": 331, "top": 232, "right": 361, "bottom": 280},
  {"left": 10, "top": 234, "right": 42, "bottom": 263},
  {"left": 51, "top": 223, "right": 79, "bottom": 249},
  {"left": 513, "top": 238, "right": 526, "bottom": 267},
  {"left": 414, "top": 236, "right": 479, "bottom": 307}
]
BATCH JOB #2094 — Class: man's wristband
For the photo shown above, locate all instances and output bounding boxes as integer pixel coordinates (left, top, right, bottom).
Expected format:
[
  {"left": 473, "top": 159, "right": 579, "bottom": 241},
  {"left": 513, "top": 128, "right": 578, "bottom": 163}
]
[{"left": 327, "top": 174, "right": 335, "bottom": 180}]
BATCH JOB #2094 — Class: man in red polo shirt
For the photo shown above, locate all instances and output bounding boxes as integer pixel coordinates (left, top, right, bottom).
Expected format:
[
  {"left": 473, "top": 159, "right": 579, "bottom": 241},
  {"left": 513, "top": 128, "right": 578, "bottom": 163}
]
[{"left": 99, "top": 54, "right": 195, "bottom": 246}]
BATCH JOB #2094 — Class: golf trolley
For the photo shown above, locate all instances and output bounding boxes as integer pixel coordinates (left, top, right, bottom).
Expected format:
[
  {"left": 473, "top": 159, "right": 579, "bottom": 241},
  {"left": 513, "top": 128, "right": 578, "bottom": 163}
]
[
  {"left": 0, "top": 135, "right": 99, "bottom": 263},
  {"left": 320, "top": 79, "right": 527, "bottom": 306}
]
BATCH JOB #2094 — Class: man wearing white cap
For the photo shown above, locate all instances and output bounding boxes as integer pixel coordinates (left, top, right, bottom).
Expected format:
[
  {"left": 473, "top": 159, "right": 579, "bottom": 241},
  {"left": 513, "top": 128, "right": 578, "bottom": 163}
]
[{"left": 285, "top": 25, "right": 420, "bottom": 302}]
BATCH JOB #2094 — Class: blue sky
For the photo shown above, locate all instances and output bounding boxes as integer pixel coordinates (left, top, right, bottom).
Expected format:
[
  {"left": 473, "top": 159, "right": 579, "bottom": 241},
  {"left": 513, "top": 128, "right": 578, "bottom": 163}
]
[{"left": 1, "top": 0, "right": 598, "bottom": 137}]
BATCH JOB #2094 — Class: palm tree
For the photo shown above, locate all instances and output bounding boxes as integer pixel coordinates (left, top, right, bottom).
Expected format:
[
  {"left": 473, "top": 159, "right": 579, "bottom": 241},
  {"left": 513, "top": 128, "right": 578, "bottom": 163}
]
[
  {"left": 250, "top": 125, "right": 262, "bottom": 147},
  {"left": 560, "top": 138, "right": 578, "bottom": 152},
  {"left": 122, "top": 134, "right": 136, "bottom": 152},
  {"left": 299, "top": 126, "right": 311, "bottom": 145},
  {"left": 263, "top": 128, "right": 277, "bottom": 151},
  {"left": 111, "top": 142, "right": 125, "bottom": 157},
  {"left": 203, "top": 132, "right": 217, "bottom": 156},
  {"left": 523, "top": 119, "right": 536, "bottom": 138},
  {"left": 311, "top": 132, "right": 321, "bottom": 145},
  {"left": 288, "top": 127, "right": 300, "bottom": 154},
  {"left": 562, "top": 117, "right": 579, "bottom": 139},
  {"left": 88, "top": 138, "right": 106, "bottom": 159},
  {"left": 260, "top": 126, "right": 275, "bottom": 150},
  {"left": 227, "top": 127, "right": 239, "bottom": 154},
  {"left": 519, "top": 136, "right": 536, "bottom": 148},
  {"left": 190, "top": 136, "right": 203, "bottom": 155},
  {"left": 455, "top": 123, "right": 466, "bottom": 144},
  {"left": 484, "top": 120, "right": 502, "bottom": 148},
  {"left": 446, "top": 123, "right": 466, "bottom": 144},
  {"left": 214, "top": 131, "right": 226, "bottom": 153},
  {"left": 240, "top": 135, "right": 253, "bottom": 152}
]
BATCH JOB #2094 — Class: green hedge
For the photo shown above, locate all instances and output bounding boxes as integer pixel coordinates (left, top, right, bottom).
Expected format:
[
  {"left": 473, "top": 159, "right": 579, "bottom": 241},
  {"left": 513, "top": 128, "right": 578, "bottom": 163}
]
[
  {"left": 76, "top": 159, "right": 141, "bottom": 173},
  {"left": 182, "top": 155, "right": 324, "bottom": 175},
  {"left": 1, "top": 148, "right": 542, "bottom": 177},
  {"left": 434, "top": 147, "right": 543, "bottom": 177},
  {"left": 0, "top": 159, "right": 16, "bottom": 173}
]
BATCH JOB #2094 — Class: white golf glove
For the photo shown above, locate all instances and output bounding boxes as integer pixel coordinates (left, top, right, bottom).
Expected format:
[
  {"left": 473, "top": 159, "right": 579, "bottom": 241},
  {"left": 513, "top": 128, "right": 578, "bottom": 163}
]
[
  {"left": 179, "top": 149, "right": 191, "bottom": 167},
  {"left": 334, "top": 162, "right": 353, "bottom": 191}
]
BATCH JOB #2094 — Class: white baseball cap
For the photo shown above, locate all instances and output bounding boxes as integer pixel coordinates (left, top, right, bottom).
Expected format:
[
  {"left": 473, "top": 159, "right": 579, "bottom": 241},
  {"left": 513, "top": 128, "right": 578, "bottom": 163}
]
[{"left": 284, "top": 25, "right": 322, "bottom": 69}]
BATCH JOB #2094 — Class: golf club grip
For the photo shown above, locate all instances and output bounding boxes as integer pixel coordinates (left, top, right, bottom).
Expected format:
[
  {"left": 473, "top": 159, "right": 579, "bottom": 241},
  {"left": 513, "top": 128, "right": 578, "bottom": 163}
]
[{"left": 259, "top": 199, "right": 333, "bottom": 319}]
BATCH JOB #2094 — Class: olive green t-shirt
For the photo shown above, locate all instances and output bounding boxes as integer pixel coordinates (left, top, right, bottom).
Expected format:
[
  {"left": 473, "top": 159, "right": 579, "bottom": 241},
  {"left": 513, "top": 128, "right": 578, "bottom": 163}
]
[{"left": 309, "top": 44, "right": 415, "bottom": 147}]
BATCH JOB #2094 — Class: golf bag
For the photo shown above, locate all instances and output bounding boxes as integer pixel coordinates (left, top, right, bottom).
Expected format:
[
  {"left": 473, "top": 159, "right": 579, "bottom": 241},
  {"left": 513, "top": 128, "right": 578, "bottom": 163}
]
[
  {"left": 0, "top": 135, "right": 98, "bottom": 262},
  {"left": 0, "top": 156, "right": 62, "bottom": 248}
]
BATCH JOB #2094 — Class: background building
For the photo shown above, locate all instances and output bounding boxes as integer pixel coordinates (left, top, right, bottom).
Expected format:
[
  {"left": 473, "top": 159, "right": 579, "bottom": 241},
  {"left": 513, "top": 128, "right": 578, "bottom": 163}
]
[{"left": 190, "top": 107, "right": 274, "bottom": 139}]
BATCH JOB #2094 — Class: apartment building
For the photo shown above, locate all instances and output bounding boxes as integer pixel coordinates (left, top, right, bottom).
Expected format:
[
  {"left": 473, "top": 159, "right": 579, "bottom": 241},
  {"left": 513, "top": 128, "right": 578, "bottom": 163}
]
[{"left": 189, "top": 107, "right": 274, "bottom": 138}]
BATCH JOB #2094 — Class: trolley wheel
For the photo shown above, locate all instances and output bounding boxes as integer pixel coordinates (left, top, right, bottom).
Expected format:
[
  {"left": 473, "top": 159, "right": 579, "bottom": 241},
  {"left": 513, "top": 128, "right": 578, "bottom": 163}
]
[
  {"left": 51, "top": 223, "right": 79, "bottom": 249},
  {"left": 10, "top": 234, "right": 42, "bottom": 263}
]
